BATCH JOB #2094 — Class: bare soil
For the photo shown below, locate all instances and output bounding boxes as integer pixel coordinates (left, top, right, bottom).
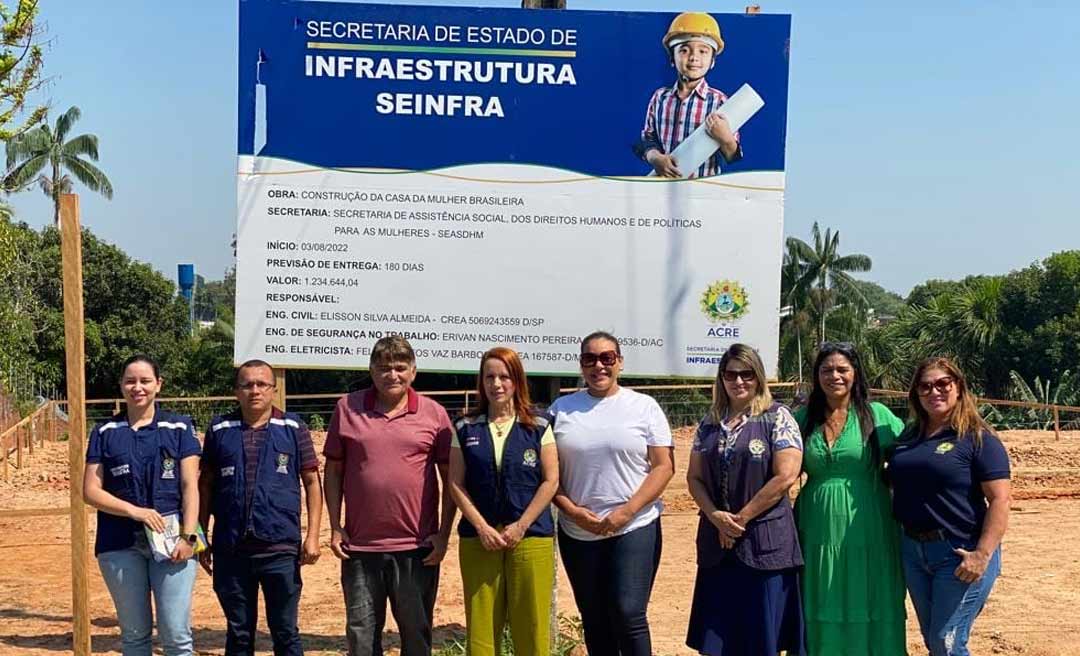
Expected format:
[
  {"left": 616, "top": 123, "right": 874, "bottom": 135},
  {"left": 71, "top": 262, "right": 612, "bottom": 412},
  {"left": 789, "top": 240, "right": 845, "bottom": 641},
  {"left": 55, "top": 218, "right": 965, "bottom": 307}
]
[{"left": 1, "top": 429, "right": 1077, "bottom": 655}]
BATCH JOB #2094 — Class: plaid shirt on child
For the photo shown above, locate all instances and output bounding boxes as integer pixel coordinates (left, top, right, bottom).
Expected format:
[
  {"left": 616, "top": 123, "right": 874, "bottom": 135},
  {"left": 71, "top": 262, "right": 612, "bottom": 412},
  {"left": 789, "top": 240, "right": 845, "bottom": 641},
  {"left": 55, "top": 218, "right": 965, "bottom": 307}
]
[{"left": 639, "top": 78, "right": 742, "bottom": 178}]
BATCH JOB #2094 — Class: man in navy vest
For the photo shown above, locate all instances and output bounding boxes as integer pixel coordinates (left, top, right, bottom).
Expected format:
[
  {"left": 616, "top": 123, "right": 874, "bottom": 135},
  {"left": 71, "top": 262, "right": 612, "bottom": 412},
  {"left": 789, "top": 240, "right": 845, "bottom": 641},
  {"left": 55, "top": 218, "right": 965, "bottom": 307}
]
[{"left": 198, "top": 360, "right": 323, "bottom": 655}]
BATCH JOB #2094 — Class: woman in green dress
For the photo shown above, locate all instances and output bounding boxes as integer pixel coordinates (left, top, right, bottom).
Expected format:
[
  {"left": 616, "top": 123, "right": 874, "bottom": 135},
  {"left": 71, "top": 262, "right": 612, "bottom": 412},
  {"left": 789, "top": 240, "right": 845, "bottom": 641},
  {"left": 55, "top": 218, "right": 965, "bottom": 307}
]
[{"left": 794, "top": 342, "right": 907, "bottom": 655}]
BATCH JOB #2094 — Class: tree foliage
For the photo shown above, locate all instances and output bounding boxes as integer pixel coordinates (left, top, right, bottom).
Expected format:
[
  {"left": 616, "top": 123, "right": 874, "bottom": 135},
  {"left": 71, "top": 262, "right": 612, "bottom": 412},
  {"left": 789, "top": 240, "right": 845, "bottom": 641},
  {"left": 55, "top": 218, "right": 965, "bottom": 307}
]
[
  {"left": 4, "top": 105, "right": 114, "bottom": 224},
  {"left": 0, "top": 0, "right": 45, "bottom": 141}
]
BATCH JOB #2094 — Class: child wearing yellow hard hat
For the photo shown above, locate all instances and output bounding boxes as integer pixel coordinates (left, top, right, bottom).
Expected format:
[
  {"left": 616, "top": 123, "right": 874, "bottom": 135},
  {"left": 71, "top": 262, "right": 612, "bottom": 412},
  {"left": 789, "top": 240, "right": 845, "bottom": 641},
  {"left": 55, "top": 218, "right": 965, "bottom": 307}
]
[{"left": 636, "top": 12, "right": 742, "bottom": 178}]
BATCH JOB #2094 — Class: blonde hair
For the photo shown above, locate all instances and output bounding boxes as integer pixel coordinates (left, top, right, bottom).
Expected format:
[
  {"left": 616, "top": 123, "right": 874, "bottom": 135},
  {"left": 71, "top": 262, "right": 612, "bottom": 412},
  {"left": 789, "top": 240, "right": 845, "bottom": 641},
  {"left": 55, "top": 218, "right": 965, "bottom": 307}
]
[
  {"left": 709, "top": 343, "right": 773, "bottom": 423},
  {"left": 907, "top": 357, "right": 995, "bottom": 445}
]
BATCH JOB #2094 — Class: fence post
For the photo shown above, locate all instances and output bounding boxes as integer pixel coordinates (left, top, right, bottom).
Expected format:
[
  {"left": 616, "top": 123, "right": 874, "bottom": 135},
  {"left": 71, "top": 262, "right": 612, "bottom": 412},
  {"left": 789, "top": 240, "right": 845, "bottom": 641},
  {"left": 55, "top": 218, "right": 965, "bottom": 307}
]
[
  {"left": 2, "top": 430, "right": 7, "bottom": 481},
  {"left": 16, "top": 423, "right": 23, "bottom": 469},
  {"left": 1054, "top": 407, "right": 1061, "bottom": 441},
  {"left": 113, "top": 399, "right": 121, "bottom": 415},
  {"left": 28, "top": 415, "right": 34, "bottom": 456}
]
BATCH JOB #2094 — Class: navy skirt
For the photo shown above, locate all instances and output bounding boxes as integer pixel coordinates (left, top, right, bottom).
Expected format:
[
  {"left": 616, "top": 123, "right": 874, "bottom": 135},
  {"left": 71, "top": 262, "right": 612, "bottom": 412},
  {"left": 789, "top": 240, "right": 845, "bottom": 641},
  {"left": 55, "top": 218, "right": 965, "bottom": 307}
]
[{"left": 686, "top": 558, "right": 806, "bottom": 656}]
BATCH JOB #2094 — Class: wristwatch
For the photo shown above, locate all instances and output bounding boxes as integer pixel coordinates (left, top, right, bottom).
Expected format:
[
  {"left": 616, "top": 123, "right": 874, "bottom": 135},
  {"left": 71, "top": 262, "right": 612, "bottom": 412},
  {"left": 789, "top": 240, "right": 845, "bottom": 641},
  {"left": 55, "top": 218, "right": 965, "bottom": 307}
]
[{"left": 181, "top": 533, "right": 199, "bottom": 546}]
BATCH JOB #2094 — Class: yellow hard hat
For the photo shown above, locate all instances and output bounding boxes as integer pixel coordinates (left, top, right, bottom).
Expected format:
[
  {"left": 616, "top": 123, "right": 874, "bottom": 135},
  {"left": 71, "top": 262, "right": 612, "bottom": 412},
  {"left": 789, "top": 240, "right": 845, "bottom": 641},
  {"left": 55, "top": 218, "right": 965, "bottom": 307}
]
[{"left": 662, "top": 12, "right": 724, "bottom": 55}]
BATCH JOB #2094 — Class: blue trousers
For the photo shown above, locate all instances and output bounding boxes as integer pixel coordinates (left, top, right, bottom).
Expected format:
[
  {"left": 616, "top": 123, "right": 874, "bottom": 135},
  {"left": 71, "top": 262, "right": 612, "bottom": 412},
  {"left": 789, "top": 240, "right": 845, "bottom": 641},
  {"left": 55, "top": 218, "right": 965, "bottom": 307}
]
[
  {"left": 900, "top": 535, "right": 1001, "bottom": 656},
  {"left": 558, "top": 519, "right": 662, "bottom": 656},
  {"left": 213, "top": 550, "right": 303, "bottom": 656},
  {"left": 97, "top": 536, "right": 198, "bottom": 656}
]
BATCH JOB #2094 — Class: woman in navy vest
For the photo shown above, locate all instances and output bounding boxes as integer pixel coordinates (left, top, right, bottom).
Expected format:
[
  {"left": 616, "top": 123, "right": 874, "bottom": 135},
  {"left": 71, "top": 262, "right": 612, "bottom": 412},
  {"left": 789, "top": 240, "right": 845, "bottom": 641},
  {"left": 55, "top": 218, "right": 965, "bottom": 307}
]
[
  {"left": 887, "top": 357, "right": 1011, "bottom": 656},
  {"left": 83, "top": 355, "right": 202, "bottom": 656},
  {"left": 448, "top": 346, "right": 559, "bottom": 656},
  {"left": 685, "top": 343, "right": 806, "bottom": 656}
]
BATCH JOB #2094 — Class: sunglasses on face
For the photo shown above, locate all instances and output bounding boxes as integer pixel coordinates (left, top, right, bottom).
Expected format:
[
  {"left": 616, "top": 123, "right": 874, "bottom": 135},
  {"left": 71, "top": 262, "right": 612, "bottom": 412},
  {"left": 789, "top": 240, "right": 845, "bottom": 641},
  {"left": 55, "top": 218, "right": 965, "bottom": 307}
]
[
  {"left": 722, "top": 369, "right": 757, "bottom": 383},
  {"left": 916, "top": 376, "right": 955, "bottom": 396},
  {"left": 580, "top": 351, "right": 619, "bottom": 367}
]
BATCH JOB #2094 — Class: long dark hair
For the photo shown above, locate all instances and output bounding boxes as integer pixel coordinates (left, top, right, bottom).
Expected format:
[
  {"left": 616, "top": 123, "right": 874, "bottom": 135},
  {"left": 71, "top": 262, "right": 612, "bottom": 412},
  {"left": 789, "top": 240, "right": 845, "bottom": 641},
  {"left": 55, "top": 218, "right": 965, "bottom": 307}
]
[{"left": 804, "top": 342, "right": 880, "bottom": 465}]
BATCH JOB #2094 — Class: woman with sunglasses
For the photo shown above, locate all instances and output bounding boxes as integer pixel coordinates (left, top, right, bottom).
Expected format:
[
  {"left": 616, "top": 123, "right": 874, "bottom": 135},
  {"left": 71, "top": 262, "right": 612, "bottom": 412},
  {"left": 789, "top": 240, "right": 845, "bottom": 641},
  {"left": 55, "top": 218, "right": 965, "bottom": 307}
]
[
  {"left": 448, "top": 347, "right": 560, "bottom": 656},
  {"left": 793, "top": 342, "right": 907, "bottom": 655},
  {"left": 82, "top": 355, "right": 202, "bottom": 655},
  {"left": 685, "top": 343, "right": 805, "bottom": 656},
  {"left": 549, "top": 331, "right": 674, "bottom": 656},
  {"left": 887, "top": 357, "right": 1010, "bottom": 656}
]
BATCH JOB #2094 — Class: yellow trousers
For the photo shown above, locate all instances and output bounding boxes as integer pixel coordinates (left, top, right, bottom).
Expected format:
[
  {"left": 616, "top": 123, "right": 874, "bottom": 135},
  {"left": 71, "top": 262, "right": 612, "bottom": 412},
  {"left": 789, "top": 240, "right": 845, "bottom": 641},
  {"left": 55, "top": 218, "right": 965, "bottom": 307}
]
[{"left": 458, "top": 536, "right": 556, "bottom": 656}]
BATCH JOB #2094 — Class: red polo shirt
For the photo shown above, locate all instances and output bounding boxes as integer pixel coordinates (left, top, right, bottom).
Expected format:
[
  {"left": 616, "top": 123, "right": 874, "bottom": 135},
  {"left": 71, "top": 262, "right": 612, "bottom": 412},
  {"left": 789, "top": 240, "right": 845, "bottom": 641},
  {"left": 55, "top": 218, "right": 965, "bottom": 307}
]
[{"left": 324, "top": 387, "right": 453, "bottom": 552}]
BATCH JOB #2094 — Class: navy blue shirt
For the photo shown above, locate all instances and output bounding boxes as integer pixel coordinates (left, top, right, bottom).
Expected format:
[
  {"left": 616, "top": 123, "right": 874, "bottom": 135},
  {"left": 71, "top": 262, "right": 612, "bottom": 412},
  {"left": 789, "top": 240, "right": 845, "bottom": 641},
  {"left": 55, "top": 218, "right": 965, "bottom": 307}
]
[
  {"left": 86, "top": 408, "right": 201, "bottom": 555},
  {"left": 888, "top": 428, "right": 1010, "bottom": 547}
]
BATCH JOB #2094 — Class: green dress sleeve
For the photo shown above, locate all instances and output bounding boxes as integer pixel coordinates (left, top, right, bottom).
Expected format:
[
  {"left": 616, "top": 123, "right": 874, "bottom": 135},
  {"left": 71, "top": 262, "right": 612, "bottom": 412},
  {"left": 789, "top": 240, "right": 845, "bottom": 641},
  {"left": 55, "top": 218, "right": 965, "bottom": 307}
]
[
  {"left": 792, "top": 405, "right": 808, "bottom": 431},
  {"left": 871, "top": 402, "right": 905, "bottom": 450}
]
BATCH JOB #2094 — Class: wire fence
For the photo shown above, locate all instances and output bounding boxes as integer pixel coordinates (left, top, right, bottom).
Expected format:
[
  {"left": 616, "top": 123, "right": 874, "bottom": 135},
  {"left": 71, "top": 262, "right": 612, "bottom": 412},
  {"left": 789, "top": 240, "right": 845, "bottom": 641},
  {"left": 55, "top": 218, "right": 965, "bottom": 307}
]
[{"left": 47, "top": 383, "right": 1080, "bottom": 438}]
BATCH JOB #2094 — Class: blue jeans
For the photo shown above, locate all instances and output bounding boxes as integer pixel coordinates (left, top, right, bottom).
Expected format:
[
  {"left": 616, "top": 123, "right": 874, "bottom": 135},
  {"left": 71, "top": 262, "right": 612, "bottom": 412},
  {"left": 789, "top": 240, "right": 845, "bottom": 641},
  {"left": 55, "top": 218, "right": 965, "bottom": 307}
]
[
  {"left": 97, "top": 534, "right": 198, "bottom": 656},
  {"left": 900, "top": 535, "right": 1001, "bottom": 656},
  {"left": 558, "top": 519, "right": 662, "bottom": 656},
  {"left": 213, "top": 550, "right": 303, "bottom": 655}
]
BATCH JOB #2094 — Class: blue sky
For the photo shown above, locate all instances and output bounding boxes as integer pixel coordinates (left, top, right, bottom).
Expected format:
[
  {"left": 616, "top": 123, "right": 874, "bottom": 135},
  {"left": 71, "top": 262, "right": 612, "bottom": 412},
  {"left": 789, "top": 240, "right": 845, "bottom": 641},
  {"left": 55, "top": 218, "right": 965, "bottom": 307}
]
[{"left": 11, "top": 0, "right": 1079, "bottom": 294}]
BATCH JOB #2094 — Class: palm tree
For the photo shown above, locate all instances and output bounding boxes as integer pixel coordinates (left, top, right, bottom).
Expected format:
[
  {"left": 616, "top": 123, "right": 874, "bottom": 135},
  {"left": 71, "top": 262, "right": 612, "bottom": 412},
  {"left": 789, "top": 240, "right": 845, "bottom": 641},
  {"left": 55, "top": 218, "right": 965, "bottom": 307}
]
[
  {"left": 786, "top": 222, "right": 872, "bottom": 344},
  {"left": 3, "top": 106, "right": 113, "bottom": 225}
]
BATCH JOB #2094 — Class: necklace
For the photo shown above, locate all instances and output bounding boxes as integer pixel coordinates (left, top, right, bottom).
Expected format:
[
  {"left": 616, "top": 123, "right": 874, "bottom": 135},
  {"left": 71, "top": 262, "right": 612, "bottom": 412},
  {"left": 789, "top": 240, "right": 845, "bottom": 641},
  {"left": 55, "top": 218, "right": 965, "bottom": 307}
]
[
  {"left": 491, "top": 416, "right": 515, "bottom": 438},
  {"left": 823, "top": 409, "right": 848, "bottom": 447}
]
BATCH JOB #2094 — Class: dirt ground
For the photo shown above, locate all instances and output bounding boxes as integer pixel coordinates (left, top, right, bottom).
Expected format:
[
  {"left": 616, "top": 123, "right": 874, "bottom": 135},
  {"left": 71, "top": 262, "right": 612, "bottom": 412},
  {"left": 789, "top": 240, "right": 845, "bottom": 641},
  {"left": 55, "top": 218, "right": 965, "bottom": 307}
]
[{"left": 1, "top": 428, "right": 1077, "bottom": 655}]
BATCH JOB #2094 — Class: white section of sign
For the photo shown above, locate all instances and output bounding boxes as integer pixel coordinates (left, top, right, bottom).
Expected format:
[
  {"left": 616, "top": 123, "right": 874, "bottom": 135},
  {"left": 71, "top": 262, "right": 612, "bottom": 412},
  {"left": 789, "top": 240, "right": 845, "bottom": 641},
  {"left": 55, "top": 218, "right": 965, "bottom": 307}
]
[
  {"left": 648, "top": 83, "right": 765, "bottom": 177},
  {"left": 235, "top": 157, "right": 783, "bottom": 377}
]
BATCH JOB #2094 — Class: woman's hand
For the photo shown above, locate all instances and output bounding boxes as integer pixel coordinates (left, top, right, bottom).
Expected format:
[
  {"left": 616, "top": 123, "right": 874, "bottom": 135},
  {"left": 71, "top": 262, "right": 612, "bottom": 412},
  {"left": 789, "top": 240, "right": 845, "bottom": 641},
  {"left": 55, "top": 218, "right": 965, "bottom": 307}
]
[
  {"left": 709, "top": 510, "right": 745, "bottom": 539},
  {"left": 598, "top": 505, "right": 635, "bottom": 537},
  {"left": 500, "top": 522, "right": 526, "bottom": 550},
  {"left": 170, "top": 539, "right": 194, "bottom": 562},
  {"left": 478, "top": 523, "right": 508, "bottom": 551},
  {"left": 130, "top": 507, "right": 166, "bottom": 533},
  {"left": 570, "top": 506, "right": 607, "bottom": 535}
]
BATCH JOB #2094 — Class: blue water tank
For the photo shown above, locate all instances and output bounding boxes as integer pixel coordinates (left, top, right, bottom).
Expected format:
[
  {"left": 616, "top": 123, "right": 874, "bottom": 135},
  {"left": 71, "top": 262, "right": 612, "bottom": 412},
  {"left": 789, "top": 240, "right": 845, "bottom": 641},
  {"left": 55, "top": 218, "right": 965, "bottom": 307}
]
[{"left": 177, "top": 264, "right": 195, "bottom": 302}]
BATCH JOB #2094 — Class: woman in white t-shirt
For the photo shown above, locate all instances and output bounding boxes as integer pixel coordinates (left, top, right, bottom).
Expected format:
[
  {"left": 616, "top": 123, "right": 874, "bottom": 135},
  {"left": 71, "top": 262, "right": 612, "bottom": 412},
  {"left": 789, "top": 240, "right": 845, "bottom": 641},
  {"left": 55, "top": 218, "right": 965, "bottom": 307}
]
[{"left": 549, "top": 331, "right": 675, "bottom": 656}]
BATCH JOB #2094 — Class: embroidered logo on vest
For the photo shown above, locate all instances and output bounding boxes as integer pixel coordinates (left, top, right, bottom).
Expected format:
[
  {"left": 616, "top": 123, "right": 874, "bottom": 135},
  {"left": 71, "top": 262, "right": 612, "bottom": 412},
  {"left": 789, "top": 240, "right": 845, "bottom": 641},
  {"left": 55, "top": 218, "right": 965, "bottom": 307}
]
[
  {"left": 522, "top": 448, "right": 538, "bottom": 467},
  {"left": 110, "top": 464, "right": 130, "bottom": 477},
  {"left": 935, "top": 442, "right": 955, "bottom": 455},
  {"left": 161, "top": 457, "right": 176, "bottom": 479},
  {"left": 276, "top": 453, "right": 290, "bottom": 473},
  {"left": 220, "top": 466, "right": 235, "bottom": 477},
  {"left": 748, "top": 438, "right": 767, "bottom": 459}
]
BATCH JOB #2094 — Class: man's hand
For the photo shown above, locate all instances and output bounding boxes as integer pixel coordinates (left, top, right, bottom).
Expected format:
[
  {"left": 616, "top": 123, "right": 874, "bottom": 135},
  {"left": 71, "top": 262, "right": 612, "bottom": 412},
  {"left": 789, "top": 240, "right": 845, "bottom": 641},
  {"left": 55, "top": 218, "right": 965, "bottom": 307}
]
[
  {"left": 705, "top": 113, "right": 737, "bottom": 149},
  {"left": 953, "top": 548, "right": 991, "bottom": 583},
  {"left": 646, "top": 150, "right": 682, "bottom": 178},
  {"left": 301, "top": 534, "right": 321, "bottom": 566},
  {"left": 422, "top": 533, "right": 450, "bottom": 566},
  {"left": 500, "top": 522, "right": 526, "bottom": 550},
  {"left": 329, "top": 527, "right": 350, "bottom": 561},
  {"left": 198, "top": 549, "right": 213, "bottom": 575},
  {"left": 598, "top": 505, "right": 635, "bottom": 537}
]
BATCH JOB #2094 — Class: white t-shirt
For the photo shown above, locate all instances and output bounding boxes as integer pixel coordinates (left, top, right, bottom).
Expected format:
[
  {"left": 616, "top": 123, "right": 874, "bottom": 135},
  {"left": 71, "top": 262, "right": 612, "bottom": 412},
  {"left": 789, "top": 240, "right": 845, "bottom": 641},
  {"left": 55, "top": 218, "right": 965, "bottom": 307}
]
[{"left": 549, "top": 387, "right": 674, "bottom": 541}]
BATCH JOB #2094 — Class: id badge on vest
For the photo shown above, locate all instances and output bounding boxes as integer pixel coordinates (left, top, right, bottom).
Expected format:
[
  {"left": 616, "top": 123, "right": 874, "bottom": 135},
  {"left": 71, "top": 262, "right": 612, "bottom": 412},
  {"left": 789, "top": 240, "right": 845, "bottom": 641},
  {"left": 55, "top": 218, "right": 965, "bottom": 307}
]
[
  {"left": 276, "top": 453, "right": 290, "bottom": 474},
  {"left": 161, "top": 457, "right": 176, "bottom": 479}
]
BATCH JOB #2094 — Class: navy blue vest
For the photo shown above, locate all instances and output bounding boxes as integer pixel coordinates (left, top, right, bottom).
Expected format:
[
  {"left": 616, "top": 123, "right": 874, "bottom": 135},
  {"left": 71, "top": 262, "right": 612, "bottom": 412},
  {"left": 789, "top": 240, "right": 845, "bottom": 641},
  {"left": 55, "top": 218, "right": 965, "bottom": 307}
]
[
  {"left": 206, "top": 410, "right": 303, "bottom": 551},
  {"left": 694, "top": 402, "right": 803, "bottom": 571},
  {"left": 454, "top": 414, "right": 554, "bottom": 538},
  {"left": 93, "top": 409, "right": 193, "bottom": 555}
]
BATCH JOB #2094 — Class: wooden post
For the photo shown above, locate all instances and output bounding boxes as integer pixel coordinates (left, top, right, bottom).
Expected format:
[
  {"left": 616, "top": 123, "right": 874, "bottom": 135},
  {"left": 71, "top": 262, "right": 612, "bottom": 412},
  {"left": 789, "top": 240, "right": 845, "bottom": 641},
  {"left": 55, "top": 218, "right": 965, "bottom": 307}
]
[
  {"left": 274, "top": 368, "right": 287, "bottom": 411},
  {"left": 61, "top": 193, "right": 91, "bottom": 656},
  {"left": 16, "top": 423, "right": 23, "bottom": 469},
  {"left": 2, "top": 429, "right": 8, "bottom": 482},
  {"left": 1054, "top": 407, "right": 1061, "bottom": 441},
  {"left": 28, "top": 416, "right": 34, "bottom": 456},
  {"left": 113, "top": 399, "right": 121, "bottom": 415}
]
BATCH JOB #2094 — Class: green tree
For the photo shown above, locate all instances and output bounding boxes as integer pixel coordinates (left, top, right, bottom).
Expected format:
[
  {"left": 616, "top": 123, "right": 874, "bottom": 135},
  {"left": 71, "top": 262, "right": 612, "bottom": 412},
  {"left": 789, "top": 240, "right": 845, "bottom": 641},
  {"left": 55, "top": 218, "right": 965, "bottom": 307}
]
[
  {"left": 0, "top": 1, "right": 46, "bottom": 141},
  {"left": 3, "top": 106, "right": 114, "bottom": 225},
  {"left": 786, "top": 222, "right": 872, "bottom": 344}
]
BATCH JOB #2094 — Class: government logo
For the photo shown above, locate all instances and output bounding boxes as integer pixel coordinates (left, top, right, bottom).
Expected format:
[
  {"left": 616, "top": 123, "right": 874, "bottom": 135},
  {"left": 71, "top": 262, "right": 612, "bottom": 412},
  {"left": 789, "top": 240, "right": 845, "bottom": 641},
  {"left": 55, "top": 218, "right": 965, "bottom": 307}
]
[{"left": 700, "top": 280, "right": 749, "bottom": 323}]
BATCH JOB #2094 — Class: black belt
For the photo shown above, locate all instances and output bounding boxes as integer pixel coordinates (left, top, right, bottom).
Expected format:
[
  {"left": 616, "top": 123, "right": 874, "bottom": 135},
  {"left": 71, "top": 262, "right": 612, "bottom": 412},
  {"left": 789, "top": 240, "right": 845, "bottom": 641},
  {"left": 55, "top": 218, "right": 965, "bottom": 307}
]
[{"left": 903, "top": 526, "right": 948, "bottom": 543}]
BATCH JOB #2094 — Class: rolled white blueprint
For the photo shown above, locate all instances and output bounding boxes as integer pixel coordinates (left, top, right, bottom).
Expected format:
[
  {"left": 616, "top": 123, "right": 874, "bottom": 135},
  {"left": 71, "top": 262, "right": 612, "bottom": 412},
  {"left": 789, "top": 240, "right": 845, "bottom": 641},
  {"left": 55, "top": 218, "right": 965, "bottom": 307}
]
[{"left": 647, "top": 83, "right": 765, "bottom": 177}]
